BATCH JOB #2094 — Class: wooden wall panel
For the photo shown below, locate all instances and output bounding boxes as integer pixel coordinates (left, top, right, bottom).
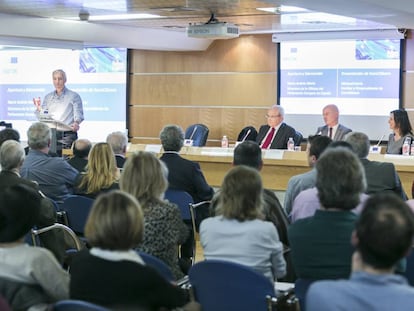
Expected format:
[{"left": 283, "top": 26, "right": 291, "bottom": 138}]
[
  {"left": 129, "top": 35, "right": 277, "bottom": 73},
  {"left": 402, "top": 73, "right": 414, "bottom": 110}
]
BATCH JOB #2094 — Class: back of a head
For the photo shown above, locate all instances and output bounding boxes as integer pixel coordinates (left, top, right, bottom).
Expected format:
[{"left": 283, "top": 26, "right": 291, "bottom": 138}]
[
  {"left": 27, "top": 122, "right": 50, "bottom": 150},
  {"left": 233, "top": 141, "right": 262, "bottom": 170},
  {"left": 120, "top": 151, "right": 168, "bottom": 204},
  {"left": 0, "top": 184, "right": 40, "bottom": 243},
  {"left": 316, "top": 147, "right": 366, "bottom": 210},
  {"left": 87, "top": 142, "right": 116, "bottom": 173},
  {"left": 0, "top": 128, "right": 20, "bottom": 147},
  {"left": 345, "top": 132, "right": 370, "bottom": 159},
  {"left": 308, "top": 135, "right": 332, "bottom": 160},
  {"left": 0, "top": 140, "right": 25, "bottom": 171},
  {"left": 73, "top": 139, "right": 92, "bottom": 158},
  {"left": 85, "top": 190, "right": 144, "bottom": 250},
  {"left": 106, "top": 131, "right": 128, "bottom": 155},
  {"left": 356, "top": 193, "right": 414, "bottom": 269},
  {"left": 218, "top": 165, "right": 263, "bottom": 221},
  {"left": 159, "top": 124, "right": 184, "bottom": 152}
]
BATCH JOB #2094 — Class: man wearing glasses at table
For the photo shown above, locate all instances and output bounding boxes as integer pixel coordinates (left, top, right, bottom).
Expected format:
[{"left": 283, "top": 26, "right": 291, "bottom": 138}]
[{"left": 256, "top": 105, "right": 297, "bottom": 150}]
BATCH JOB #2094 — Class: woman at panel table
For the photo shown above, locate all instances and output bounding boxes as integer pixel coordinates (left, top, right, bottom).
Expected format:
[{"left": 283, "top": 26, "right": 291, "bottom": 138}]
[
  {"left": 387, "top": 109, "right": 414, "bottom": 154},
  {"left": 200, "top": 165, "right": 286, "bottom": 283},
  {"left": 74, "top": 142, "right": 119, "bottom": 199}
]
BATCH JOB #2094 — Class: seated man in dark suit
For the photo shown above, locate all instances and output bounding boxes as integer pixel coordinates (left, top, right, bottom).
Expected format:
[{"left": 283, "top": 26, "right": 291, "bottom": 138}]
[
  {"left": 316, "top": 104, "right": 352, "bottom": 141},
  {"left": 0, "top": 140, "right": 66, "bottom": 263},
  {"left": 307, "top": 193, "right": 414, "bottom": 311},
  {"left": 346, "top": 132, "right": 407, "bottom": 200},
  {"left": 67, "top": 138, "right": 91, "bottom": 172},
  {"left": 106, "top": 131, "right": 128, "bottom": 168},
  {"left": 256, "top": 105, "right": 296, "bottom": 149}
]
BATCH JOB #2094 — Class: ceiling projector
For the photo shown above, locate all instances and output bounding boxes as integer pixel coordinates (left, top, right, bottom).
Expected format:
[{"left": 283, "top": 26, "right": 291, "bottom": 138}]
[{"left": 187, "top": 22, "right": 239, "bottom": 39}]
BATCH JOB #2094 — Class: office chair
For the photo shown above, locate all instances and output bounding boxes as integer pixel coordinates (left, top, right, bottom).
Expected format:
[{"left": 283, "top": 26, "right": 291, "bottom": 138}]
[
  {"left": 53, "top": 300, "right": 110, "bottom": 311},
  {"left": 60, "top": 195, "right": 94, "bottom": 237},
  {"left": 237, "top": 126, "right": 258, "bottom": 142},
  {"left": 293, "top": 131, "right": 303, "bottom": 147},
  {"left": 164, "top": 188, "right": 195, "bottom": 263},
  {"left": 137, "top": 251, "right": 176, "bottom": 282},
  {"left": 184, "top": 124, "right": 209, "bottom": 147},
  {"left": 188, "top": 260, "right": 278, "bottom": 311}
]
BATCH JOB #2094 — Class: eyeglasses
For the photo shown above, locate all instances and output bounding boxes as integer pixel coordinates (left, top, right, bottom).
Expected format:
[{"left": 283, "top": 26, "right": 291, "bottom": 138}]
[{"left": 265, "top": 114, "right": 281, "bottom": 119}]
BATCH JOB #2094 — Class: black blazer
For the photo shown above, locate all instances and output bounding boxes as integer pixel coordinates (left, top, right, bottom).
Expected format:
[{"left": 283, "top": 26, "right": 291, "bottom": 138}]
[{"left": 256, "top": 123, "right": 296, "bottom": 149}]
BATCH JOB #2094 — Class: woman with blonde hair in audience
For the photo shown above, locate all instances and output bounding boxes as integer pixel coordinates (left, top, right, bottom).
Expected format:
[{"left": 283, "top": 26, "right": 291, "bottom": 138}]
[
  {"left": 200, "top": 165, "right": 286, "bottom": 283},
  {"left": 120, "top": 151, "right": 189, "bottom": 280},
  {"left": 74, "top": 142, "right": 119, "bottom": 199},
  {"left": 70, "top": 190, "right": 199, "bottom": 310}
]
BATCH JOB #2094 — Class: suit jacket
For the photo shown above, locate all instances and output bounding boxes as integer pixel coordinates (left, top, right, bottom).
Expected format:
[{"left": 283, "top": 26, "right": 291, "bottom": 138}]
[
  {"left": 256, "top": 123, "right": 296, "bottom": 149},
  {"left": 0, "top": 171, "right": 66, "bottom": 263},
  {"left": 160, "top": 153, "right": 214, "bottom": 203},
  {"left": 315, "top": 124, "right": 352, "bottom": 141},
  {"left": 67, "top": 156, "right": 88, "bottom": 172},
  {"left": 115, "top": 155, "right": 126, "bottom": 168},
  {"left": 361, "top": 158, "right": 407, "bottom": 199}
]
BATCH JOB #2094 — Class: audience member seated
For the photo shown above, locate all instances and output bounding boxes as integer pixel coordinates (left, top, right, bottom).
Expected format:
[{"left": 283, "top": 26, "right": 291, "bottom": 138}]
[
  {"left": 159, "top": 125, "right": 214, "bottom": 223},
  {"left": 315, "top": 104, "right": 352, "bottom": 141},
  {"left": 20, "top": 122, "right": 78, "bottom": 203},
  {"left": 211, "top": 141, "right": 288, "bottom": 246},
  {"left": 69, "top": 190, "right": 199, "bottom": 310},
  {"left": 0, "top": 128, "right": 20, "bottom": 148},
  {"left": 288, "top": 148, "right": 366, "bottom": 282},
  {"left": 120, "top": 151, "right": 189, "bottom": 280},
  {"left": 387, "top": 109, "right": 414, "bottom": 154},
  {"left": 0, "top": 140, "right": 65, "bottom": 263},
  {"left": 0, "top": 184, "right": 69, "bottom": 310},
  {"left": 346, "top": 132, "right": 407, "bottom": 199},
  {"left": 256, "top": 105, "right": 296, "bottom": 149},
  {"left": 74, "top": 142, "right": 119, "bottom": 199},
  {"left": 284, "top": 135, "right": 332, "bottom": 215},
  {"left": 200, "top": 165, "right": 286, "bottom": 283},
  {"left": 306, "top": 193, "right": 414, "bottom": 311},
  {"left": 106, "top": 131, "right": 128, "bottom": 168},
  {"left": 67, "top": 138, "right": 91, "bottom": 172}
]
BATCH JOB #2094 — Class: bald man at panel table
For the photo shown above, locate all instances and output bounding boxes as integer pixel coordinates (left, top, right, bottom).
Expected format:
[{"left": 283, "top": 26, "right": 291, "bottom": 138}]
[
  {"left": 316, "top": 104, "right": 352, "bottom": 141},
  {"left": 256, "top": 105, "right": 297, "bottom": 149}
]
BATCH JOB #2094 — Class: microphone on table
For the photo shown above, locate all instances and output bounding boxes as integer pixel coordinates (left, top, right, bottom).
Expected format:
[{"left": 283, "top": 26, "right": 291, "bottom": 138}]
[
  {"left": 189, "top": 126, "right": 198, "bottom": 140},
  {"left": 376, "top": 134, "right": 386, "bottom": 146},
  {"left": 240, "top": 129, "right": 252, "bottom": 142}
]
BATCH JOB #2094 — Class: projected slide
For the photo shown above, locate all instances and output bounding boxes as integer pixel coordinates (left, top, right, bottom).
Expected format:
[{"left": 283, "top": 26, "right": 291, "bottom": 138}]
[
  {"left": 279, "top": 39, "right": 401, "bottom": 140},
  {"left": 0, "top": 47, "right": 127, "bottom": 141}
]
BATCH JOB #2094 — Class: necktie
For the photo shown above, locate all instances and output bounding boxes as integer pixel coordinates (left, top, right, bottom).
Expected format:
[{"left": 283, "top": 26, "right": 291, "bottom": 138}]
[
  {"left": 329, "top": 127, "right": 333, "bottom": 139},
  {"left": 261, "top": 127, "right": 275, "bottom": 149}
]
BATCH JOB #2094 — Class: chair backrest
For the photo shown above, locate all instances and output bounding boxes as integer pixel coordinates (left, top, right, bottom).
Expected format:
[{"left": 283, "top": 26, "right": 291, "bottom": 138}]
[
  {"left": 188, "top": 260, "right": 276, "bottom": 311},
  {"left": 185, "top": 124, "right": 209, "bottom": 147},
  {"left": 404, "top": 247, "right": 414, "bottom": 286},
  {"left": 137, "top": 251, "right": 175, "bottom": 282},
  {"left": 237, "top": 126, "right": 258, "bottom": 142},
  {"left": 294, "top": 278, "right": 316, "bottom": 311},
  {"left": 164, "top": 188, "right": 193, "bottom": 220},
  {"left": 31, "top": 223, "right": 83, "bottom": 251},
  {"left": 293, "top": 131, "right": 303, "bottom": 146},
  {"left": 60, "top": 195, "right": 94, "bottom": 235},
  {"left": 53, "top": 300, "right": 110, "bottom": 311}
]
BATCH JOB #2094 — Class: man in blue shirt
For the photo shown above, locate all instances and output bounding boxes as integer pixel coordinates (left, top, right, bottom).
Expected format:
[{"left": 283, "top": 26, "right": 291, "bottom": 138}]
[
  {"left": 306, "top": 193, "right": 414, "bottom": 311},
  {"left": 34, "top": 69, "right": 84, "bottom": 152},
  {"left": 20, "top": 122, "right": 78, "bottom": 203}
]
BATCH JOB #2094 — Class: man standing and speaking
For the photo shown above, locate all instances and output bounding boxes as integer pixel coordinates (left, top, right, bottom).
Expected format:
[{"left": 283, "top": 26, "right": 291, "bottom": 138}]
[{"left": 33, "top": 69, "right": 84, "bottom": 153}]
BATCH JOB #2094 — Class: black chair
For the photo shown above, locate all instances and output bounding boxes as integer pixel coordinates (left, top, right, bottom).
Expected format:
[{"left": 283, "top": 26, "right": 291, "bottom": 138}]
[
  {"left": 293, "top": 131, "right": 303, "bottom": 146},
  {"left": 237, "top": 126, "right": 258, "bottom": 142},
  {"left": 184, "top": 124, "right": 209, "bottom": 147}
]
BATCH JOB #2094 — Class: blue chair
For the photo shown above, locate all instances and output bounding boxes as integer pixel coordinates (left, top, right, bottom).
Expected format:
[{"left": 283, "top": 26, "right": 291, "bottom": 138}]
[
  {"left": 188, "top": 260, "right": 277, "bottom": 311},
  {"left": 404, "top": 248, "right": 414, "bottom": 286},
  {"left": 53, "top": 299, "right": 110, "bottom": 311},
  {"left": 164, "top": 189, "right": 195, "bottom": 263},
  {"left": 184, "top": 124, "right": 209, "bottom": 147},
  {"left": 294, "top": 278, "right": 316, "bottom": 311},
  {"left": 60, "top": 195, "right": 94, "bottom": 236},
  {"left": 137, "top": 251, "right": 175, "bottom": 282}
]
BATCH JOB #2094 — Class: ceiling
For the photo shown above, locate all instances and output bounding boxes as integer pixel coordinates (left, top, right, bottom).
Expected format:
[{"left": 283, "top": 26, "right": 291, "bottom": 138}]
[{"left": 0, "top": 0, "right": 413, "bottom": 50}]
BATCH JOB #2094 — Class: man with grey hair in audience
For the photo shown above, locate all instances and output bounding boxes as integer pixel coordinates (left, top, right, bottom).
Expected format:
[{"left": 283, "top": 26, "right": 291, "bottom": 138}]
[
  {"left": 67, "top": 138, "right": 92, "bottom": 172},
  {"left": 20, "top": 122, "right": 78, "bottom": 203},
  {"left": 106, "top": 131, "right": 128, "bottom": 168},
  {"left": 0, "top": 139, "right": 66, "bottom": 262},
  {"left": 345, "top": 131, "right": 407, "bottom": 200}
]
